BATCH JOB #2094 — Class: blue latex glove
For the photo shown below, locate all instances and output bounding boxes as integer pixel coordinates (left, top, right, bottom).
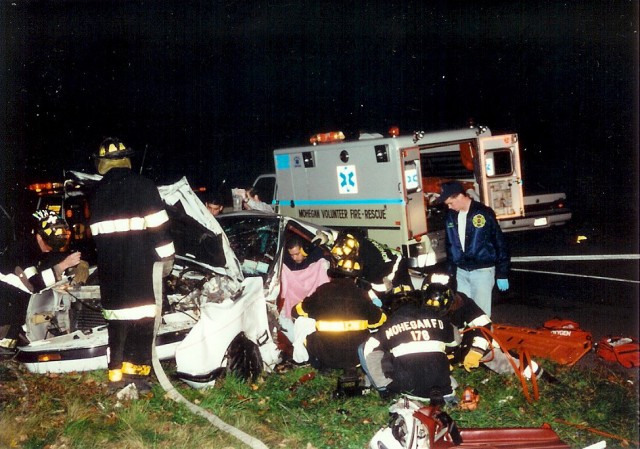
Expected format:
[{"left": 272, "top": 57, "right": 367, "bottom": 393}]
[
  {"left": 496, "top": 278, "right": 509, "bottom": 291},
  {"left": 371, "top": 297, "right": 383, "bottom": 308}
]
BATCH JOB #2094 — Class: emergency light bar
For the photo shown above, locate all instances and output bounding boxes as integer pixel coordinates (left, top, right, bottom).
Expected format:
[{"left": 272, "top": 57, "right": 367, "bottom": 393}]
[
  {"left": 28, "top": 182, "right": 64, "bottom": 193},
  {"left": 309, "top": 131, "right": 345, "bottom": 145}
]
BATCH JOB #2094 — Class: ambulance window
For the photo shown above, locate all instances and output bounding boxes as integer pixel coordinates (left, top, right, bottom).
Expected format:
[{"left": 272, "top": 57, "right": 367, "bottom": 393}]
[
  {"left": 421, "top": 151, "right": 472, "bottom": 178},
  {"left": 485, "top": 149, "right": 513, "bottom": 177},
  {"left": 404, "top": 160, "right": 421, "bottom": 193},
  {"left": 303, "top": 151, "right": 315, "bottom": 168},
  {"left": 374, "top": 145, "right": 389, "bottom": 163}
]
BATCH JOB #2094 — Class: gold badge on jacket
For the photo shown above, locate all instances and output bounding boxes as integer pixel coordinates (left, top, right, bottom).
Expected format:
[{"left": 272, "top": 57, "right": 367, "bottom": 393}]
[{"left": 472, "top": 214, "right": 486, "bottom": 228}]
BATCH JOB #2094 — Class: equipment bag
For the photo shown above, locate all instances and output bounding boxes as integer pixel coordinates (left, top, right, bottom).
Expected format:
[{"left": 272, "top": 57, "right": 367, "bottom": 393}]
[{"left": 596, "top": 337, "right": 640, "bottom": 368}]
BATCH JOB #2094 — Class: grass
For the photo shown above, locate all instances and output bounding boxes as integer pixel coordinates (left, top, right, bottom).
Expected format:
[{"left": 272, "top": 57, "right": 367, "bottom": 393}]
[{"left": 1, "top": 357, "right": 638, "bottom": 449}]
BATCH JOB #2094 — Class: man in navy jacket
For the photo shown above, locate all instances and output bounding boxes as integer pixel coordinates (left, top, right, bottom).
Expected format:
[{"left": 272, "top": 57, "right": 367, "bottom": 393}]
[{"left": 438, "top": 181, "right": 510, "bottom": 317}]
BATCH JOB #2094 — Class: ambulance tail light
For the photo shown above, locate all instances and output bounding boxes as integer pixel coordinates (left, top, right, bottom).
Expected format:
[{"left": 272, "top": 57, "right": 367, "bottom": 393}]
[{"left": 310, "top": 131, "right": 345, "bottom": 145}]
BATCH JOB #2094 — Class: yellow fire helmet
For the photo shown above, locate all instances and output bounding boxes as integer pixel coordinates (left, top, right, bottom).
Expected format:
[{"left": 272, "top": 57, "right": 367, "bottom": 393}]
[
  {"left": 328, "top": 253, "right": 362, "bottom": 278},
  {"left": 95, "top": 137, "right": 135, "bottom": 159},
  {"left": 330, "top": 231, "right": 360, "bottom": 260}
]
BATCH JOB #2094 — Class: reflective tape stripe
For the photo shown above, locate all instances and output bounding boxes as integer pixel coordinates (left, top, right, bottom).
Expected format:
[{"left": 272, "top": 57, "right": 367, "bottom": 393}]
[
  {"left": 391, "top": 340, "right": 446, "bottom": 357},
  {"left": 362, "top": 337, "right": 381, "bottom": 357},
  {"left": 102, "top": 304, "right": 156, "bottom": 320},
  {"left": 469, "top": 315, "right": 491, "bottom": 328},
  {"left": 145, "top": 209, "right": 169, "bottom": 229},
  {"left": 90, "top": 210, "right": 169, "bottom": 236},
  {"left": 294, "top": 303, "right": 308, "bottom": 318},
  {"left": 316, "top": 320, "right": 369, "bottom": 332},
  {"left": 370, "top": 313, "right": 387, "bottom": 329},
  {"left": 370, "top": 256, "right": 402, "bottom": 293},
  {"left": 472, "top": 336, "right": 490, "bottom": 351},
  {"left": 42, "top": 268, "right": 56, "bottom": 287},
  {"left": 23, "top": 266, "right": 38, "bottom": 279},
  {"left": 90, "top": 217, "right": 145, "bottom": 236},
  {"left": 156, "top": 241, "right": 175, "bottom": 258}
]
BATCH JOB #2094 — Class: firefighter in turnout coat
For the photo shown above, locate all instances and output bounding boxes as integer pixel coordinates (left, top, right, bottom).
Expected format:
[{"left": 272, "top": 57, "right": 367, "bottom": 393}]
[
  {"left": 359, "top": 281, "right": 456, "bottom": 403},
  {"left": 431, "top": 273, "right": 551, "bottom": 381},
  {"left": 1, "top": 211, "right": 86, "bottom": 355},
  {"left": 89, "top": 137, "right": 175, "bottom": 390},
  {"left": 292, "top": 251, "right": 387, "bottom": 371},
  {"left": 330, "top": 230, "right": 412, "bottom": 309}
]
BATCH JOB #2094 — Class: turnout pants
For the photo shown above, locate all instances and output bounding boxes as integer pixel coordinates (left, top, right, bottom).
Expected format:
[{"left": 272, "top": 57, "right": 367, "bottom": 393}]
[{"left": 107, "top": 317, "right": 155, "bottom": 371}]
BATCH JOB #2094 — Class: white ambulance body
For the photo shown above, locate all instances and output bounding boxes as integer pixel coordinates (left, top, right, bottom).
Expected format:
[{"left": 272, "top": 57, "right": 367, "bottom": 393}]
[{"left": 263, "top": 126, "right": 530, "bottom": 266}]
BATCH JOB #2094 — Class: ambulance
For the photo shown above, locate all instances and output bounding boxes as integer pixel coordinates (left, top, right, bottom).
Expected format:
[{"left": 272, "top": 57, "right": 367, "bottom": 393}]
[{"left": 253, "top": 125, "right": 570, "bottom": 267}]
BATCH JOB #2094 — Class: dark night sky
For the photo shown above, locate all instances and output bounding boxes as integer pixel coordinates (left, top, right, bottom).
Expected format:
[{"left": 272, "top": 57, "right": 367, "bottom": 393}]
[{"left": 1, "top": 1, "right": 638, "bottom": 239}]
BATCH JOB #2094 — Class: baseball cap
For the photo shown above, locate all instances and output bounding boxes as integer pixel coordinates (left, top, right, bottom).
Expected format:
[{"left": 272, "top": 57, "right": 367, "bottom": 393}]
[{"left": 436, "top": 181, "right": 465, "bottom": 204}]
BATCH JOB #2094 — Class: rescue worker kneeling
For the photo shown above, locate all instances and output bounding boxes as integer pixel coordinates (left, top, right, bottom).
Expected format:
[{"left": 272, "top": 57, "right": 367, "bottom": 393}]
[
  {"left": 358, "top": 282, "right": 457, "bottom": 404},
  {"left": 420, "top": 273, "right": 555, "bottom": 383},
  {"left": 291, "top": 252, "right": 386, "bottom": 372}
]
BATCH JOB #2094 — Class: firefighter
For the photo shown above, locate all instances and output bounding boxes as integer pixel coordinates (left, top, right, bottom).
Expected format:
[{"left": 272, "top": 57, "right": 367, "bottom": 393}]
[
  {"left": 89, "top": 137, "right": 175, "bottom": 393},
  {"left": 1, "top": 211, "right": 87, "bottom": 355},
  {"left": 359, "top": 282, "right": 457, "bottom": 404},
  {"left": 329, "top": 230, "right": 412, "bottom": 308},
  {"left": 419, "top": 273, "right": 553, "bottom": 382},
  {"left": 291, "top": 249, "right": 387, "bottom": 372}
]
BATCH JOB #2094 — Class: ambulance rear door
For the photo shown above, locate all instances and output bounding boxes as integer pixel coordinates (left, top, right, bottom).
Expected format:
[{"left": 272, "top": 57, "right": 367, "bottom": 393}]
[
  {"left": 476, "top": 134, "right": 524, "bottom": 220},
  {"left": 400, "top": 146, "right": 427, "bottom": 240}
]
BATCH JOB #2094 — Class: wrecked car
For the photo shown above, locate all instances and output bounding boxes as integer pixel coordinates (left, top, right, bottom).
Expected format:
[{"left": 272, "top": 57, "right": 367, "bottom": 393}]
[{"left": 14, "top": 175, "right": 333, "bottom": 380}]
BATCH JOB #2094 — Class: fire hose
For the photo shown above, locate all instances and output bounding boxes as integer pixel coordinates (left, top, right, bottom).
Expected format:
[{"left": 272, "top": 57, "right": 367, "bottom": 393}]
[{"left": 150, "top": 262, "right": 270, "bottom": 449}]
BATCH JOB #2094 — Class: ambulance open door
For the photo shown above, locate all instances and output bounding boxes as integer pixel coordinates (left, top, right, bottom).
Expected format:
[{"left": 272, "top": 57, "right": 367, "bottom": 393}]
[
  {"left": 400, "top": 147, "right": 428, "bottom": 239},
  {"left": 477, "top": 134, "right": 524, "bottom": 220}
]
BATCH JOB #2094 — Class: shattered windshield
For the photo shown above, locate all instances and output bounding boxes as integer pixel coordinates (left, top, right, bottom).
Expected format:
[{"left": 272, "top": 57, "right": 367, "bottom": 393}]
[{"left": 217, "top": 215, "right": 281, "bottom": 279}]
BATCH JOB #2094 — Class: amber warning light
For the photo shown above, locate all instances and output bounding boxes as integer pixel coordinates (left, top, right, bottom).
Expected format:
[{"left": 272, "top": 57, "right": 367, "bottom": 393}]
[
  {"left": 28, "top": 182, "right": 64, "bottom": 193},
  {"left": 309, "top": 131, "right": 345, "bottom": 145}
]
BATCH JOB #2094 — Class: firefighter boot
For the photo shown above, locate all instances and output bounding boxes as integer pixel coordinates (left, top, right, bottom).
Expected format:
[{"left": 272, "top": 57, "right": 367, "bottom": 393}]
[
  {"left": 333, "top": 368, "right": 371, "bottom": 398},
  {"left": 122, "top": 362, "right": 153, "bottom": 395},
  {"left": 107, "top": 368, "right": 126, "bottom": 393}
]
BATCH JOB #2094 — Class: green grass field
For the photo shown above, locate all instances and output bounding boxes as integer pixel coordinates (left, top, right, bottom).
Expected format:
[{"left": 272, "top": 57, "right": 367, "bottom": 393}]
[{"left": 1, "top": 357, "right": 638, "bottom": 449}]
